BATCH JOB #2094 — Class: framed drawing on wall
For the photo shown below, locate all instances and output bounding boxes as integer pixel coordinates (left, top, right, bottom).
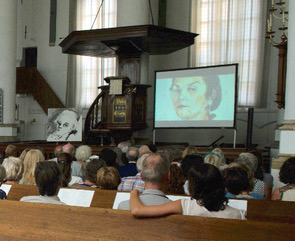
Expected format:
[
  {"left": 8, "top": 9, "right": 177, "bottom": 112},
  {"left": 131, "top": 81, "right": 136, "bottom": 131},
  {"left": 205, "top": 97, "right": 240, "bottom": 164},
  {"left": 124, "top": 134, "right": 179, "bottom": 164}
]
[{"left": 47, "top": 108, "right": 82, "bottom": 142}]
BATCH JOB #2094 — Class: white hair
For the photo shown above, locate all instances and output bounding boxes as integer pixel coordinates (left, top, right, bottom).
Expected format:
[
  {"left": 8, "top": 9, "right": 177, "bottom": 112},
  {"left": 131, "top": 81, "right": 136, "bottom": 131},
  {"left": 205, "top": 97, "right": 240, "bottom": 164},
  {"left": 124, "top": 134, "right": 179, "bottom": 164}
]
[
  {"left": 75, "top": 145, "right": 92, "bottom": 161},
  {"left": 136, "top": 153, "right": 150, "bottom": 172}
]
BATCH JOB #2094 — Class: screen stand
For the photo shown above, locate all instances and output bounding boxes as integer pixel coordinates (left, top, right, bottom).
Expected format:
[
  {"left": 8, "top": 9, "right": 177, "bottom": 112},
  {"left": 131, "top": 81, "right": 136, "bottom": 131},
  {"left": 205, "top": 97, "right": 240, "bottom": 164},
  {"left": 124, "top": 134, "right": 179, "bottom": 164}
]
[
  {"left": 233, "top": 128, "right": 237, "bottom": 148},
  {"left": 153, "top": 129, "right": 156, "bottom": 144}
]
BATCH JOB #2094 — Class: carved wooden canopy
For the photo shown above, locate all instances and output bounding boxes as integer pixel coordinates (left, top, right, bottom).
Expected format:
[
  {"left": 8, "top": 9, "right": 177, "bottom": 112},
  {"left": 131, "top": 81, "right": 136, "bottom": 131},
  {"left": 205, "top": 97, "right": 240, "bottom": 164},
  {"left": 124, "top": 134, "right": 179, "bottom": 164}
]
[{"left": 59, "top": 24, "right": 198, "bottom": 58}]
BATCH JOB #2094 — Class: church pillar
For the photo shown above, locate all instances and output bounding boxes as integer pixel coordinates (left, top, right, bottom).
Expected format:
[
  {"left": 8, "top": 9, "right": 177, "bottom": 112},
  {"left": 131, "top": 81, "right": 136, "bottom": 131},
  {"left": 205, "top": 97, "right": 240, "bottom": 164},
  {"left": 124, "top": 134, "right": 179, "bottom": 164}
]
[
  {"left": 0, "top": 1, "right": 17, "bottom": 141},
  {"left": 272, "top": 0, "right": 295, "bottom": 189},
  {"left": 117, "top": 0, "right": 159, "bottom": 84}
]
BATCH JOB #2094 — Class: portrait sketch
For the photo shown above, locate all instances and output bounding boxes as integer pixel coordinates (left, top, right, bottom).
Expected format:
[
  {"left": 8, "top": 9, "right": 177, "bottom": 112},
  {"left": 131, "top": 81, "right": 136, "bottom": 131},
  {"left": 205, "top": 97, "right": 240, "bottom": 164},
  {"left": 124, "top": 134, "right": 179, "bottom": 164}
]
[{"left": 47, "top": 108, "right": 82, "bottom": 142}]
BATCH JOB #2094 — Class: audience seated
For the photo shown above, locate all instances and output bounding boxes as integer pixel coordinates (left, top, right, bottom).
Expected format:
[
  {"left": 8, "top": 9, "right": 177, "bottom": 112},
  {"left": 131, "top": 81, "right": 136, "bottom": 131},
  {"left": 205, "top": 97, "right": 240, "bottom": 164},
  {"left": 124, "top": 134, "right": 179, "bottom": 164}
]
[
  {"left": 112, "top": 147, "right": 124, "bottom": 167},
  {"left": 57, "top": 153, "right": 83, "bottom": 187},
  {"left": 130, "top": 163, "right": 246, "bottom": 220},
  {"left": 118, "top": 153, "right": 171, "bottom": 210},
  {"left": 117, "top": 153, "right": 148, "bottom": 192},
  {"left": 181, "top": 154, "right": 204, "bottom": 195},
  {"left": 272, "top": 157, "right": 295, "bottom": 201},
  {"left": 20, "top": 161, "right": 65, "bottom": 205},
  {"left": 0, "top": 165, "right": 7, "bottom": 199},
  {"left": 70, "top": 158, "right": 106, "bottom": 189},
  {"left": 182, "top": 145, "right": 199, "bottom": 159},
  {"left": 212, "top": 148, "right": 227, "bottom": 167},
  {"left": 96, "top": 167, "right": 121, "bottom": 190},
  {"left": 19, "top": 148, "right": 31, "bottom": 162},
  {"left": 63, "top": 143, "right": 84, "bottom": 179},
  {"left": 5, "top": 145, "right": 17, "bottom": 158},
  {"left": 167, "top": 163, "right": 185, "bottom": 195},
  {"left": 99, "top": 148, "right": 119, "bottom": 168},
  {"left": 118, "top": 147, "right": 139, "bottom": 177},
  {"left": 204, "top": 152, "right": 223, "bottom": 170},
  {"left": 21, "top": 149, "right": 45, "bottom": 185},
  {"left": 237, "top": 152, "right": 268, "bottom": 199},
  {"left": 75, "top": 145, "right": 92, "bottom": 171},
  {"left": 2, "top": 157, "right": 23, "bottom": 185},
  {"left": 138, "top": 145, "right": 151, "bottom": 157},
  {"left": 251, "top": 150, "right": 273, "bottom": 198},
  {"left": 50, "top": 145, "right": 63, "bottom": 162},
  {"left": 223, "top": 164, "right": 255, "bottom": 199},
  {"left": 117, "top": 141, "right": 130, "bottom": 165}
]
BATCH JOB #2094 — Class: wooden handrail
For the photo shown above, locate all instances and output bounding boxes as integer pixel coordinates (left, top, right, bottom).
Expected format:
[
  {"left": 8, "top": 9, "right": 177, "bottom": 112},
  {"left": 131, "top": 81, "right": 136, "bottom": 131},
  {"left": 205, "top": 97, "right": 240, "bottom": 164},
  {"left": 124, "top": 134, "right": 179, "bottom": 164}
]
[{"left": 16, "top": 67, "right": 64, "bottom": 114}]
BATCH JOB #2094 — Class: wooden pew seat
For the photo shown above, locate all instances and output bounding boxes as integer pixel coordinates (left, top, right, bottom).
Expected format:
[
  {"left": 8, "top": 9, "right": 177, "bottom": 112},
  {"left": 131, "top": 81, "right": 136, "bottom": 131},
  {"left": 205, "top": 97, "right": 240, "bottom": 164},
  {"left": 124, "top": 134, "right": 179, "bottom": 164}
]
[{"left": 1, "top": 200, "right": 295, "bottom": 240}]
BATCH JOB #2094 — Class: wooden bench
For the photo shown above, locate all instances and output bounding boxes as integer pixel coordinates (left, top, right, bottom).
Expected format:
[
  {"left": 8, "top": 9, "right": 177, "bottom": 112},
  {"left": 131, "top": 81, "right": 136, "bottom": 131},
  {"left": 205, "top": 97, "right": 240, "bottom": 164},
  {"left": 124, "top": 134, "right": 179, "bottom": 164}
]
[
  {"left": 6, "top": 184, "right": 117, "bottom": 209},
  {"left": 6, "top": 184, "right": 295, "bottom": 224},
  {"left": 0, "top": 200, "right": 295, "bottom": 240},
  {"left": 247, "top": 199, "right": 295, "bottom": 223}
]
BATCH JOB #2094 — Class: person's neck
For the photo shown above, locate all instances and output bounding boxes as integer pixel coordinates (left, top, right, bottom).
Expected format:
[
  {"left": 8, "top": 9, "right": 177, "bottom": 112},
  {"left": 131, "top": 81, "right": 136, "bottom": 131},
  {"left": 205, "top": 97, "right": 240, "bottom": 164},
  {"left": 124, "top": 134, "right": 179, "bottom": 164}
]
[{"left": 144, "top": 182, "right": 163, "bottom": 191}]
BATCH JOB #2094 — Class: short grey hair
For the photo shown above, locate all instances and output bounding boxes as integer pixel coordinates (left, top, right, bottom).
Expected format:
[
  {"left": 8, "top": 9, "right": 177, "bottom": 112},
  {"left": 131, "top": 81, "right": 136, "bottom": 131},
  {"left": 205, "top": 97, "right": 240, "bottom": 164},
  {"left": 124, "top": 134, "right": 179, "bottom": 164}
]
[
  {"left": 141, "top": 154, "right": 170, "bottom": 183},
  {"left": 237, "top": 152, "right": 258, "bottom": 173},
  {"left": 126, "top": 147, "right": 139, "bottom": 161},
  {"left": 136, "top": 153, "right": 150, "bottom": 172},
  {"left": 118, "top": 142, "right": 130, "bottom": 153},
  {"left": 75, "top": 145, "right": 92, "bottom": 161},
  {"left": 2, "top": 157, "right": 23, "bottom": 181}
]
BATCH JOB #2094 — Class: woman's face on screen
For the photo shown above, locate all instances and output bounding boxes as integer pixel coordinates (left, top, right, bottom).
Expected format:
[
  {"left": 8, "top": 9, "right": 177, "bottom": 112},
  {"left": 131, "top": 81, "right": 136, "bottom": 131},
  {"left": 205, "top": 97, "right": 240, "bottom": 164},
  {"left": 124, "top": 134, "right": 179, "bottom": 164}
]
[{"left": 170, "top": 77, "right": 210, "bottom": 120}]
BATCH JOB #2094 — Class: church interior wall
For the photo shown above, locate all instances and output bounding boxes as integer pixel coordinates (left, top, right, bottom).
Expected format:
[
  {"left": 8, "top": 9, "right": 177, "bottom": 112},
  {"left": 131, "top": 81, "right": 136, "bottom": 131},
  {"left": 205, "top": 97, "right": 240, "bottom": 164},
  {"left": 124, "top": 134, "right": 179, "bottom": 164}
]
[{"left": 15, "top": 0, "right": 281, "bottom": 149}]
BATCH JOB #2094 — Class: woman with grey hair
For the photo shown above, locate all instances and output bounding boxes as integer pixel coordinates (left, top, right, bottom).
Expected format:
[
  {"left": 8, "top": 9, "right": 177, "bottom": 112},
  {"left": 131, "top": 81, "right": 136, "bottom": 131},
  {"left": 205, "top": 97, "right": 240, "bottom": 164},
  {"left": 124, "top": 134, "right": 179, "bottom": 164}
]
[
  {"left": 237, "top": 152, "right": 268, "bottom": 199},
  {"left": 2, "top": 157, "right": 23, "bottom": 184}
]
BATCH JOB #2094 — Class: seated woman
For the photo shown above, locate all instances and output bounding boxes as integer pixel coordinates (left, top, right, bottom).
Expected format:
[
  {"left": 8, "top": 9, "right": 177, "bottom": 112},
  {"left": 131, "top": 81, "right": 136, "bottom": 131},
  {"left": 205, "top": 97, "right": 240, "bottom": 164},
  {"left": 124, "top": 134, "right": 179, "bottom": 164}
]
[
  {"left": 272, "top": 157, "right": 295, "bottom": 201},
  {"left": 2, "top": 157, "right": 23, "bottom": 185},
  {"left": 57, "top": 153, "right": 83, "bottom": 187},
  {"left": 21, "top": 149, "right": 45, "bottom": 185},
  {"left": 0, "top": 165, "right": 7, "bottom": 200},
  {"left": 130, "top": 163, "right": 245, "bottom": 220},
  {"left": 96, "top": 167, "right": 121, "bottom": 190},
  {"left": 166, "top": 164, "right": 185, "bottom": 195},
  {"left": 223, "top": 164, "right": 255, "bottom": 199}
]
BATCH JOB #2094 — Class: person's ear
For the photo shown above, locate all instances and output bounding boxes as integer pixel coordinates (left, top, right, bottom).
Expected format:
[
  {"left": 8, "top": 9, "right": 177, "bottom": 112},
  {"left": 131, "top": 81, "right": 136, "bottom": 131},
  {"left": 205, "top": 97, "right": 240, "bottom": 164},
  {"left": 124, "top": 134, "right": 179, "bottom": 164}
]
[
  {"left": 167, "top": 171, "right": 171, "bottom": 182},
  {"left": 208, "top": 89, "right": 216, "bottom": 109},
  {"left": 140, "top": 171, "right": 143, "bottom": 180}
]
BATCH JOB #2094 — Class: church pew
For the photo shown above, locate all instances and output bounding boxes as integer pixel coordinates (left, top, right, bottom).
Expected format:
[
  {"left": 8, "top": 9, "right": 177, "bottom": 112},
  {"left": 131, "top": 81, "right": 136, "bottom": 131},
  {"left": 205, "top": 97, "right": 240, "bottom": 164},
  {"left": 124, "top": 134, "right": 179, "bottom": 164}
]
[
  {"left": 6, "top": 184, "right": 295, "bottom": 224},
  {"left": 6, "top": 184, "right": 117, "bottom": 208},
  {"left": 0, "top": 200, "right": 294, "bottom": 241},
  {"left": 246, "top": 199, "right": 295, "bottom": 223}
]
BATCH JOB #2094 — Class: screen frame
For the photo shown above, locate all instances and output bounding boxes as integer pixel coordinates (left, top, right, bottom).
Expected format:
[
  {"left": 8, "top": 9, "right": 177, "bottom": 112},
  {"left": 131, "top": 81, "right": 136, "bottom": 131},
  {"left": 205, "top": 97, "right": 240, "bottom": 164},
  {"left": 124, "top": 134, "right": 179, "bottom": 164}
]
[{"left": 153, "top": 63, "right": 239, "bottom": 129}]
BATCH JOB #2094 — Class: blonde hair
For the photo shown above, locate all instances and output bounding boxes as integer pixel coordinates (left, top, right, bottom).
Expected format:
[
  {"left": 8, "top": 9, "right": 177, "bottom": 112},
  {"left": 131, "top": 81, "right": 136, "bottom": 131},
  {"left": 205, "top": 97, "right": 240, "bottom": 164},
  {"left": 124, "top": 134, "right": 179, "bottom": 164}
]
[
  {"left": 22, "top": 149, "right": 45, "bottom": 185},
  {"left": 204, "top": 153, "right": 222, "bottom": 169},
  {"left": 19, "top": 148, "right": 31, "bottom": 162},
  {"left": 96, "top": 167, "right": 121, "bottom": 190},
  {"left": 212, "top": 148, "right": 226, "bottom": 164},
  {"left": 5, "top": 145, "right": 17, "bottom": 157},
  {"left": 2, "top": 157, "right": 23, "bottom": 181},
  {"left": 182, "top": 146, "right": 199, "bottom": 159}
]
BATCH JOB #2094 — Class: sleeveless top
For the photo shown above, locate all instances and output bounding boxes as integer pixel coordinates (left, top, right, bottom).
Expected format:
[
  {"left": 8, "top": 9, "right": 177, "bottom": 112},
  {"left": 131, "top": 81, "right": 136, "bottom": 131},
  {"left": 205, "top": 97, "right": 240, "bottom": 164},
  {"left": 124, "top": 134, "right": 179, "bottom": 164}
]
[{"left": 279, "top": 184, "right": 295, "bottom": 201}]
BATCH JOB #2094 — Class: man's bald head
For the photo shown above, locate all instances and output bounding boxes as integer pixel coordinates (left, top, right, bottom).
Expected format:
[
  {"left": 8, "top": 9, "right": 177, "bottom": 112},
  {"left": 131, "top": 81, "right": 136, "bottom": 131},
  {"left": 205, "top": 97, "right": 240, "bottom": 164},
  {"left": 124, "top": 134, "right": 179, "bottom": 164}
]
[{"left": 62, "top": 143, "right": 75, "bottom": 157}]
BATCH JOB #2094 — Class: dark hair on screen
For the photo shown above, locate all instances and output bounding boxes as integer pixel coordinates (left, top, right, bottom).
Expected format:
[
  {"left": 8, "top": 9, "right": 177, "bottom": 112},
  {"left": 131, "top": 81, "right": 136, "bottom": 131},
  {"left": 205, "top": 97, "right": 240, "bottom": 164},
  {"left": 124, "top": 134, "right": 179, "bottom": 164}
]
[
  {"left": 85, "top": 158, "right": 106, "bottom": 183},
  {"left": 279, "top": 157, "right": 295, "bottom": 184},
  {"left": 35, "top": 161, "right": 61, "bottom": 196},
  {"left": 203, "top": 75, "right": 222, "bottom": 111},
  {"left": 57, "top": 152, "right": 73, "bottom": 187},
  {"left": 188, "top": 163, "right": 228, "bottom": 212},
  {"left": 223, "top": 166, "right": 252, "bottom": 195},
  {"left": 181, "top": 154, "right": 204, "bottom": 179}
]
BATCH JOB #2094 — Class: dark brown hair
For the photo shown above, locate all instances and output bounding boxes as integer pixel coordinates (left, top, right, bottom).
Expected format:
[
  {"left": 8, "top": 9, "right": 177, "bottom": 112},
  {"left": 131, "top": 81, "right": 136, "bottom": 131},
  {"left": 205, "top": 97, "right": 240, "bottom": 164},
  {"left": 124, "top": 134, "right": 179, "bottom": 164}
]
[{"left": 279, "top": 157, "right": 295, "bottom": 184}]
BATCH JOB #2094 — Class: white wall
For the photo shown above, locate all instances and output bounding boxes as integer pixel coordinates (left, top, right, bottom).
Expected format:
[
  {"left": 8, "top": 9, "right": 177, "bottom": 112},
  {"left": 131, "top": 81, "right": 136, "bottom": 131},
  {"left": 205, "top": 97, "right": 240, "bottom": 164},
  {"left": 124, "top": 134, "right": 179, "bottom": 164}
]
[
  {"left": 16, "top": 0, "right": 69, "bottom": 140},
  {"left": 16, "top": 0, "right": 280, "bottom": 147}
]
